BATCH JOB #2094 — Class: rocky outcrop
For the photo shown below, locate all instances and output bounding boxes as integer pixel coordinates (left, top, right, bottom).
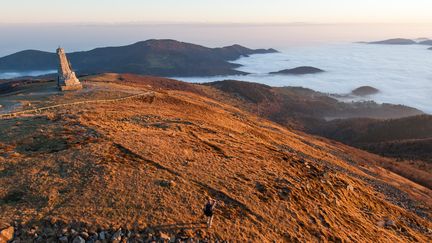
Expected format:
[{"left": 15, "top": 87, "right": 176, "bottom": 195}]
[
  {"left": 351, "top": 86, "right": 380, "bottom": 96},
  {"left": 269, "top": 66, "right": 324, "bottom": 75},
  {"left": 368, "top": 38, "right": 417, "bottom": 45},
  {"left": 3, "top": 221, "right": 207, "bottom": 243}
]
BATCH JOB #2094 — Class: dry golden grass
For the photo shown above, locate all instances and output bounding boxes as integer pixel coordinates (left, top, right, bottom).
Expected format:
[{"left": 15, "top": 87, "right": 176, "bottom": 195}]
[{"left": 0, "top": 75, "right": 431, "bottom": 241}]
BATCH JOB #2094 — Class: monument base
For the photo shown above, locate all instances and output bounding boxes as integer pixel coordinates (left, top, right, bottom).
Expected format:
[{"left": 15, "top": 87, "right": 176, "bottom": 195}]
[{"left": 60, "top": 83, "right": 83, "bottom": 91}]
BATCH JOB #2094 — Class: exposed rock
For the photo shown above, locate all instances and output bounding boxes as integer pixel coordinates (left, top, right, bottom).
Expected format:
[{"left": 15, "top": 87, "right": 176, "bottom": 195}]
[
  {"left": 377, "top": 220, "right": 386, "bottom": 227},
  {"left": 59, "top": 235, "right": 69, "bottom": 243},
  {"left": 176, "top": 229, "right": 194, "bottom": 240},
  {"left": 377, "top": 219, "right": 397, "bottom": 228},
  {"left": 269, "top": 66, "right": 325, "bottom": 75},
  {"left": 27, "top": 228, "right": 37, "bottom": 237},
  {"left": 43, "top": 227, "right": 56, "bottom": 238},
  {"left": 0, "top": 226, "right": 14, "bottom": 242},
  {"left": 70, "top": 228, "right": 78, "bottom": 237},
  {"left": 385, "top": 219, "right": 396, "bottom": 228},
  {"left": 72, "top": 235, "right": 85, "bottom": 243},
  {"left": 368, "top": 38, "right": 416, "bottom": 45},
  {"left": 80, "top": 231, "right": 89, "bottom": 239},
  {"left": 61, "top": 227, "right": 68, "bottom": 235},
  {"left": 346, "top": 184, "right": 354, "bottom": 191},
  {"left": 98, "top": 231, "right": 106, "bottom": 240},
  {"left": 159, "top": 180, "right": 176, "bottom": 188},
  {"left": 351, "top": 86, "right": 380, "bottom": 96},
  {"left": 111, "top": 229, "right": 122, "bottom": 242},
  {"left": 158, "top": 232, "right": 171, "bottom": 241}
]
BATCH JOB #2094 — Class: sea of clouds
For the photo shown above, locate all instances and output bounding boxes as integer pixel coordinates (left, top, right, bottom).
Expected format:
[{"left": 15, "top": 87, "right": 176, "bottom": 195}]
[
  {"left": 0, "top": 70, "right": 55, "bottom": 79},
  {"left": 175, "top": 43, "right": 432, "bottom": 114},
  {"left": 1, "top": 42, "right": 431, "bottom": 114}
]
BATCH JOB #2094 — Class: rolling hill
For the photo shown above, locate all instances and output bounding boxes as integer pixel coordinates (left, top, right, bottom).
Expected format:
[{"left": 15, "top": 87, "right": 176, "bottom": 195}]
[
  {"left": 0, "top": 40, "right": 277, "bottom": 77},
  {"left": 0, "top": 74, "right": 430, "bottom": 242}
]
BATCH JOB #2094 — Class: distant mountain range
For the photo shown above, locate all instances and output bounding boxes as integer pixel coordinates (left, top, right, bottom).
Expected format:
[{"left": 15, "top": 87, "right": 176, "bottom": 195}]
[
  {"left": 0, "top": 39, "right": 277, "bottom": 77},
  {"left": 367, "top": 38, "right": 432, "bottom": 46}
]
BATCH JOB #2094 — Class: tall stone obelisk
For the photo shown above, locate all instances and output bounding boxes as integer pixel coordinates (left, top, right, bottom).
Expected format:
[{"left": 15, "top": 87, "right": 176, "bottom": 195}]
[{"left": 57, "top": 47, "right": 82, "bottom": 91}]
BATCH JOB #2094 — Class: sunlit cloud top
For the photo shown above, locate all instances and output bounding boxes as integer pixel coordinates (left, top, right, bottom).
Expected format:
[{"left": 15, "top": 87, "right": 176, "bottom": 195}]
[{"left": 2, "top": 0, "right": 432, "bottom": 24}]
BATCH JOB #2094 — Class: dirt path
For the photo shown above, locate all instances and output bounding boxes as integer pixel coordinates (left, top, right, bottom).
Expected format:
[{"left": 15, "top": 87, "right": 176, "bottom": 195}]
[{"left": 0, "top": 92, "right": 155, "bottom": 119}]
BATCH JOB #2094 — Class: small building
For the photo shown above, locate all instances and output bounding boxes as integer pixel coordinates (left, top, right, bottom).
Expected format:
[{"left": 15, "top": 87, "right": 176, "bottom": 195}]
[{"left": 57, "top": 47, "right": 82, "bottom": 91}]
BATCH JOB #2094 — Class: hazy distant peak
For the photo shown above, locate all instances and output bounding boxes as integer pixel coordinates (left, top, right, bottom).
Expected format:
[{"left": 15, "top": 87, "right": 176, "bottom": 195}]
[
  {"left": 1, "top": 49, "right": 53, "bottom": 58},
  {"left": 418, "top": 39, "right": 432, "bottom": 45},
  {"left": 368, "top": 38, "right": 417, "bottom": 45}
]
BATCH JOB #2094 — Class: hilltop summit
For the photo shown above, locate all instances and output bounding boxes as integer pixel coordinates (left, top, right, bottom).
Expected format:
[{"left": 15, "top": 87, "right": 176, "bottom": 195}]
[{"left": 0, "top": 74, "right": 430, "bottom": 242}]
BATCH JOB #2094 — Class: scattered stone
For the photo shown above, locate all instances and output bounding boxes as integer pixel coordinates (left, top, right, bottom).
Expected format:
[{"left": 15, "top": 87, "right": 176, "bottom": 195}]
[
  {"left": 385, "top": 219, "right": 396, "bottom": 228},
  {"left": 133, "top": 233, "right": 142, "bottom": 239},
  {"left": 80, "top": 231, "right": 89, "bottom": 239},
  {"left": 377, "top": 219, "right": 397, "bottom": 229},
  {"left": 70, "top": 228, "right": 77, "bottom": 236},
  {"left": 278, "top": 187, "right": 291, "bottom": 200},
  {"left": 61, "top": 227, "right": 68, "bottom": 235},
  {"left": 158, "top": 232, "right": 171, "bottom": 241},
  {"left": 377, "top": 220, "right": 386, "bottom": 227},
  {"left": 176, "top": 229, "right": 194, "bottom": 240},
  {"left": 59, "top": 235, "right": 69, "bottom": 243},
  {"left": 27, "top": 228, "right": 37, "bottom": 237},
  {"left": 159, "top": 180, "right": 176, "bottom": 188},
  {"left": 170, "top": 236, "right": 176, "bottom": 242},
  {"left": 72, "top": 235, "right": 85, "bottom": 243},
  {"left": 99, "top": 231, "right": 106, "bottom": 240},
  {"left": 111, "top": 229, "right": 122, "bottom": 242},
  {"left": 0, "top": 226, "right": 14, "bottom": 242},
  {"left": 43, "top": 227, "right": 56, "bottom": 237},
  {"left": 346, "top": 184, "right": 354, "bottom": 191}
]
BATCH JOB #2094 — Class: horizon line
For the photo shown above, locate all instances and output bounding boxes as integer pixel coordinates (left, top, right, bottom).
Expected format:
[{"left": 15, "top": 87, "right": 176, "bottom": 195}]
[{"left": 2, "top": 21, "right": 432, "bottom": 26}]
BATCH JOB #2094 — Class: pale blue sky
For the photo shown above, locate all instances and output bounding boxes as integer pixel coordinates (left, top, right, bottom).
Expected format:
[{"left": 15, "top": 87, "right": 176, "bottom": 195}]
[{"left": 1, "top": 0, "right": 432, "bottom": 23}]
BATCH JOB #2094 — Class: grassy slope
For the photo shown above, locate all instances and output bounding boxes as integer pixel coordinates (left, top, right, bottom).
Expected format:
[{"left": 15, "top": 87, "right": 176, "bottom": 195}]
[{"left": 0, "top": 74, "right": 431, "bottom": 241}]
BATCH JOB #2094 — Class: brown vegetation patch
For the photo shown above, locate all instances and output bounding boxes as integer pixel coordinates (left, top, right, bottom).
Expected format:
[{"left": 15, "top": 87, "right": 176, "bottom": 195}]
[{"left": 0, "top": 74, "right": 431, "bottom": 241}]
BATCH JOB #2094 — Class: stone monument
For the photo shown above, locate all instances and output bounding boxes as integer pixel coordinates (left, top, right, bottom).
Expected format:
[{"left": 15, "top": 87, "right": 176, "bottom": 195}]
[{"left": 57, "top": 47, "right": 82, "bottom": 91}]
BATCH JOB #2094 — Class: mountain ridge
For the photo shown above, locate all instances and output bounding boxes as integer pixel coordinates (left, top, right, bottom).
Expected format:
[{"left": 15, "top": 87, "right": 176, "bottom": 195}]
[{"left": 0, "top": 40, "right": 277, "bottom": 77}]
